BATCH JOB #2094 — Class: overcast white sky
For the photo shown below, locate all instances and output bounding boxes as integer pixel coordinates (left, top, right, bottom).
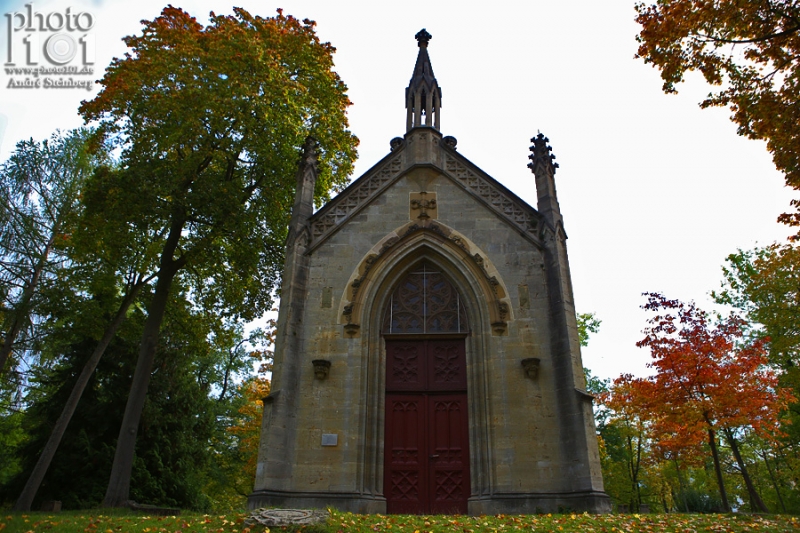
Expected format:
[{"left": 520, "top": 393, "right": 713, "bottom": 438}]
[{"left": 1, "top": 0, "right": 794, "bottom": 381}]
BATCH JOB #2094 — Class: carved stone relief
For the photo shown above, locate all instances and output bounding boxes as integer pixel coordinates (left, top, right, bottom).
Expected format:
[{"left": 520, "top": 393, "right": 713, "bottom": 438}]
[{"left": 410, "top": 191, "right": 437, "bottom": 220}]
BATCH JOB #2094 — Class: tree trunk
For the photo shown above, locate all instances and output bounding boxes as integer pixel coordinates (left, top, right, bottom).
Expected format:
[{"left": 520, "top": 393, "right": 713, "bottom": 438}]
[
  {"left": 760, "top": 449, "right": 787, "bottom": 513},
  {"left": 103, "top": 219, "right": 186, "bottom": 508},
  {"left": 673, "top": 458, "right": 689, "bottom": 512},
  {"left": 627, "top": 432, "right": 642, "bottom": 512},
  {"left": 13, "top": 279, "right": 146, "bottom": 511},
  {"left": 722, "top": 427, "right": 769, "bottom": 513},
  {"left": 0, "top": 229, "right": 57, "bottom": 376},
  {"left": 707, "top": 427, "right": 731, "bottom": 512}
]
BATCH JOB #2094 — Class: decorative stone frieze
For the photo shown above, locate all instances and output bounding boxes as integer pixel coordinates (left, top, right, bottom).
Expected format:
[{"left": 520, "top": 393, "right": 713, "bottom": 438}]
[
  {"left": 310, "top": 155, "right": 404, "bottom": 243},
  {"left": 444, "top": 155, "right": 540, "bottom": 240}
]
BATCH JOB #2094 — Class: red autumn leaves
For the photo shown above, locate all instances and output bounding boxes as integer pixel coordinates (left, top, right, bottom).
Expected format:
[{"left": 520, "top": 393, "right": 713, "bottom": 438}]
[{"left": 599, "top": 293, "right": 794, "bottom": 509}]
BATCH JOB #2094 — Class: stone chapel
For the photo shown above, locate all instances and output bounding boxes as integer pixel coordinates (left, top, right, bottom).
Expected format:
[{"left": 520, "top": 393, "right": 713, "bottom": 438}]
[{"left": 248, "top": 29, "right": 610, "bottom": 515}]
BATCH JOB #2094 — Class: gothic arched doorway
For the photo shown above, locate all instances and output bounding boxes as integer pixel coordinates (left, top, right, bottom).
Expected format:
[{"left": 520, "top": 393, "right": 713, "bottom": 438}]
[{"left": 382, "top": 262, "right": 470, "bottom": 514}]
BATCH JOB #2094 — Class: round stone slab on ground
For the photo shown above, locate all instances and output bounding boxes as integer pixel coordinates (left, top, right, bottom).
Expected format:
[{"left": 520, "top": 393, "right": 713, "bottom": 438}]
[{"left": 245, "top": 508, "right": 329, "bottom": 527}]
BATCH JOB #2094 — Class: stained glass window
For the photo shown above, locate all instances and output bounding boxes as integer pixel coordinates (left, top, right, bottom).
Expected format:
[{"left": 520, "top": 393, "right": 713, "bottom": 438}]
[{"left": 383, "top": 263, "right": 468, "bottom": 334}]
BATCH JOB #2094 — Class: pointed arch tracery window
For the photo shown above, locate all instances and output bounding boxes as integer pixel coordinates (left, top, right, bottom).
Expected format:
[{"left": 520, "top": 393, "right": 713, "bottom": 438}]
[{"left": 383, "top": 262, "right": 468, "bottom": 334}]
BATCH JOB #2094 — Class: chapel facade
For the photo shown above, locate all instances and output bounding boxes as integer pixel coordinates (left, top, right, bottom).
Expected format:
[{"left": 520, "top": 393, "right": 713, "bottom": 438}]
[{"left": 248, "top": 30, "right": 610, "bottom": 515}]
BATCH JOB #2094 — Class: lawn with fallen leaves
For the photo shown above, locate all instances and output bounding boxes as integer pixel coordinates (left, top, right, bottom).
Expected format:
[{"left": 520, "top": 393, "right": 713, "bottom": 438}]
[
  {"left": 0, "top": 511, "right": 251, "bottom": 533},
  {"left": 2, "top": 509, "right": 798, "bottom": 533}
]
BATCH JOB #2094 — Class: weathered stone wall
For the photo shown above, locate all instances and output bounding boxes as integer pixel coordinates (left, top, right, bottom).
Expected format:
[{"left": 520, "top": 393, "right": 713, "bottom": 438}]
[{"left": 250, "top": 128, "right": 609, "bottom": 514}]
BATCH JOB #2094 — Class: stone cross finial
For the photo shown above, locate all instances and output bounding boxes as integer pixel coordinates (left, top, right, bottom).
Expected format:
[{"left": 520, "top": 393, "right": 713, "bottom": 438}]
[{"left": 415, "top": 28, "right": 432, "bottom": 47}]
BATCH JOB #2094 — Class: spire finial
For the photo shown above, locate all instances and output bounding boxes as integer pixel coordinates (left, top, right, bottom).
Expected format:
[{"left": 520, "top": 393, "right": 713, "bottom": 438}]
[
  {"left": 406, "top": 29, "right": 441, "bottom": 131},
  {"left": 528, "top": 133, "right": 559, "bottom": 177},
  {"left": 528, "top": 132, "right": 562, "bottom": 226},
  {"left": 415, "top": 28, "right": 432, "bottom": 47}
]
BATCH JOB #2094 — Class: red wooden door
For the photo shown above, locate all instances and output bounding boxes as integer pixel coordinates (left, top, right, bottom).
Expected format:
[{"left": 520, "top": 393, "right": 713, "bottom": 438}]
[{"left": 384, "top": 339, "right": 469, "bottom": 514}]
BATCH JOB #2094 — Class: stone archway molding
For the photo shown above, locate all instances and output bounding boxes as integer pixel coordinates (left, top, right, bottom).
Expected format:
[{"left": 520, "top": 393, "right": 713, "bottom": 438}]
[{"left": 338, "top": 220, "right": 512, "bottom": 337}]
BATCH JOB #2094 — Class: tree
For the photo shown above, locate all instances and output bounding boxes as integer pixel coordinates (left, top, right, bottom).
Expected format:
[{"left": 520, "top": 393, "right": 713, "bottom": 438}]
[
  {"left": 207, "top": 376, "right": 271, "bottom": 509},
  {"left": 598, "top": 375, "right": 651, "bottom": 512},
  {"left": 634, "top": 1, "right": 800, "bottom": 223},
  {"left": 631, "top": 293, "right": 794, "bottom": 512},
  {"left": 714, "top": 244, "right": 800, "bottom": 370},
  {"left": 0, "top": 129, "right": 104, "bottom": 377},
  {"left": 11, "top": 271, "right": 151, "bottom": 512},
  {"left": 2, "top": 286, "right": 260, "bottom": 510},
  {"left": 713, "top": 243, "right": 800, "bottom": 511},
  {"left": 8, "top": 137, "right": 169, "bottom": 511},
  {"left": 78, "top": 6, "right": 357, "bottom": 507}
]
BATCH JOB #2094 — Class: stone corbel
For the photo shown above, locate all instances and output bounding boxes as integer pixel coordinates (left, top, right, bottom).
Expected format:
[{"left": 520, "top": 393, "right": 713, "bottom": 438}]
[
  {"left": 491, "top": 322, "right": 507, "bottom": 335},
  {"left": 344, "top": 323, "right": 360, "bottom": 337},
  {"left": 312, "top": 359, "right": 331, "bottom": 380},
  {"left": 491, "top": 301, "right": 510, "bottom": 335},
  {"left": 521, "top": 358, "right": 540, "bottom": 380},
  {"left": 342, "top": 304, "right": 360, "bottom": 337}
]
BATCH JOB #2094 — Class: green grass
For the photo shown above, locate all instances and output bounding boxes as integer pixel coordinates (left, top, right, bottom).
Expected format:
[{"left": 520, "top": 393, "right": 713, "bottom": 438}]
[
  {"left": 1, "top": 509, "right": 798, "bottom": 533},
  {"left": 329, "top": 511, "right": 798, "bottom": 533},
  {"left": 0, "top": 510, "right": 250, "bottom": 533}
]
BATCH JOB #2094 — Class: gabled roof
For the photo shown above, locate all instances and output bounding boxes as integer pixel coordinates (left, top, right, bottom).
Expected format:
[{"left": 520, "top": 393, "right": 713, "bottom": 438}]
[{"left": 307, "top": 131, "right": 544, "bottom": 252}]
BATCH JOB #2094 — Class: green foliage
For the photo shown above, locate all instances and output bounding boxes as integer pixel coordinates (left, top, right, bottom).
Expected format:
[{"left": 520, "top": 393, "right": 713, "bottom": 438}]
[
  {"left": 0, "top": 273, "right": 267, "bottom": 511},
  {"left": 78, "top": 6, "right": 358, "bottom": 324},
  {"left": 0, "top": 128, "right": 109, "bottom": 377},
  {"left": 592, "top": 282, "right": 800, "bottom": 513},
  {"left": 72, "top": 6, "right": 358, "bottom": 507},
  {"left": 577, "top": 312, "right": 601, "bottom": 348},
  {"left": 0, "top": 404, "right": 25, "bottom": 491},
  {"left": 677, "top": 488, "right": 724, "bottom": 514},
  {"left": 713, "top": 243, "right": 800, "bottom": 511},
  {"left": 0, "top": 5, "right": 353, "bottom": 508},
  {"left": 714, "top": 244, "right": 800, "bottom": 370}
]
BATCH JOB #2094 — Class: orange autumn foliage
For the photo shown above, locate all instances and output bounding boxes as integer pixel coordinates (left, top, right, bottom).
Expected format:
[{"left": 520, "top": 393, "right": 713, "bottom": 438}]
[
  {"left": 626, "top": 293, "right": 795, "bottom": 510},
  {"left": 631, "top": 293, "right": 794, "bottom": 451},
  {"left": 635, "top": 1, "right": 800, "bottom": 227},
  {"left": 228, "top": 377, "right": 271, "bottom": 481}
]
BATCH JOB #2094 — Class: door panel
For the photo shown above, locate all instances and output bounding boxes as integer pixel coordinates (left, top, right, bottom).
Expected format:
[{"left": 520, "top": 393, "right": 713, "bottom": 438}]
[
  {"left": 428, "top": 340, "right": 467, "bottom": 391},
  {"left": 386, "top": 341, "right": 425, "bottom": 391},
  {"left": 385, "top": 395, "right": 427, "bottom": 514},
  {"left": 384, "top": 340, "right": 469, "bottom": 515},
  {"left": 429, "top": 395, "right": 469, "bottom": 514}
]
